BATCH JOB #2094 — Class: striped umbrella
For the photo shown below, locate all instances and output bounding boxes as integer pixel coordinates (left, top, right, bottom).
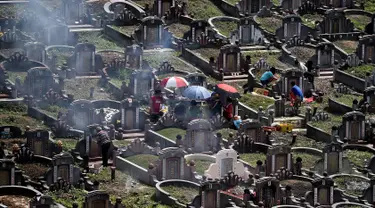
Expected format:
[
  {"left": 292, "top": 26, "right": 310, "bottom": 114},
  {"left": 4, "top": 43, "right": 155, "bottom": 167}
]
[{"left": 160, "top": 76, "right": 189, "bottom": 88}]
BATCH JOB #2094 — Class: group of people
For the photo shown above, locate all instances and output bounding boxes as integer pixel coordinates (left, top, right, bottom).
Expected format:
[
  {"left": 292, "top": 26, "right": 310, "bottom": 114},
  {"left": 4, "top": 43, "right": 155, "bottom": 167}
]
[
  {"left": 148, "top": 88, "right": 243, "bottom": 129},
  {"left": 259, "top": 66, "right": 304, "bottom": 106}
]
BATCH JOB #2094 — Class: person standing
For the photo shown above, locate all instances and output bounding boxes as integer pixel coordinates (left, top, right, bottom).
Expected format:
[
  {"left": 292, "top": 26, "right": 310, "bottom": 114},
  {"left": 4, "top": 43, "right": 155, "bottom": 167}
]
[
  {"left": 223, "top": 97, "right": 234, "bottom": 121},
  {"left": 150, "top": 89, "right": 164, "bottom": 122},
  {"left": 95, "top": 127, "right": 111, "bottom": 167}
]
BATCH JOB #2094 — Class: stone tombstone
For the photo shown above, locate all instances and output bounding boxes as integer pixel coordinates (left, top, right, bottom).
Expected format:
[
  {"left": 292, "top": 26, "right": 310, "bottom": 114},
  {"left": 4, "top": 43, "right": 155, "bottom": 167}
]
[
  {"left": 322, "top": 142, "right": 343, "bottom": 175},
  {"left": 282, "top": 0, "right": 301, "bottom": 10},
  {"left": 153, "top": 0, "right": 175, "bottom": 17},
  {"left": 183, "top": 119, "right": 219, "bottom": 153},
  {"left": 236, "top": 0, "right": 271, "bottom": 14},
  {"left": 341, "top": 111, "right": 366, "bottom": 143},
  {"left": 318, "top": 9, "right": 354, "bottom": 34},
  {"left": 68, "top": 100, "right": 94, "bottom": 130},
  {"left": 198, "top": 180, "right": 221, "bottom": 208},
  {"left": 76, "top": 128, "right": 114, "bottom": 160},
  {"left": 149, "top": 147, "right": 193, "bottom": 180},
  {"left": 44, "top": 25, "right": 71, "bottom": 45},
  {"left": 265, "top": 145, "right": 292, "bottom": 176},
  {"left": 357, "top": 35, "right": 375, "bottom": 64},
  {"left": 24, "top": 67, "right": 54, "bottom": 98},
  {"left": 237, "top": 119, "right": 265, "bottom": 143},
  {"left": 114, "top": 6, "right": 136, "bottom": 24},
  {"left": 29, "top": 195, "right": 55, "bottom": 208},
  {"left": 0, "top": 18, "right": 16, "bottom": 32},
  {"left": 14, "top": 146, "right": 34, "bottom": 164},
  {"left": 156, "top": 61, "right": 174, "bottom": 76},
  {"left": 205, "top": 149, "right": 250, "bottom": 180},
  {"left": 281, "top": 15, "right": 302, "bottom": 41},
  {"left": 0, "top": 126, "right": 22, "bottom": 139},
  {"left": 129, "top": 70, "right": 155, "bottom": 99},
  {"left": 365, "top": 86, "right": 375, "bottom": 112},
  {"left": 139, "top": 16, "right": 165, "bottom": 48},
  {"left": 346, "top": 53, "right": 360, "bottom": 67},
  {"left": 277, "top": 69, "right": 305, "bottom": 95},
  {"left": 189, "top": 20, "right": 210, "bottom": 42},
  {"left": 62, "top": 0, "right": 85, "bottom": 24},
  {"left": 0, "top": 66, "right": 6, "bottom": 91},
  {"left": 239, "top": 17, "right": 264, "bottom": 45},
  {"left": 322, "top": 0, "right": 353, "bottom": 8},
  {"left": 363, "top": 177, "right": 375, "bottom": 204},
  {"left": 0, "top": 160, "right": 16, "bottom": 185},
  {"left": 217, "top": 44, "right": 241, "bottom": 74},
  {"left": 311, "top": 176, "right": 335, "bottom": 206},
  {"left": 121, "top": 98, "right": 141, "bottom": 131},
  {"left": 366, "top": 14, "right": 375, "bottom": 34},
  {"left": 185, "top": 73, "right": 207, "bottom": 87},
  {"left": 254, "top": 58, "right": 270, "bottom": 71},
  {"left": 73, "top": 43, "right": 96, "bottom": 74},
  {"left": 125, "top": 43, "right": 143, "bottom": 70},
  {"left": 46, "top": 152, "right": 80, "bottom": 185},
  {"left": 120, "top": 138, "right": 155, "bottom": 157},
  {"left": 82, "top": 190, "right": 111, "bottom": 208},
  {"left": 286, "top": 36, "right": 305, "bottom": 47},
  {"left": 254, "top": 177, "right": 280, "bottom": 207},
  {"left": 24, "top": 42, "right": 45, "bottom": 63},
  {"left": 234, "top": 134, "right": 256, "bottom": 153},
  {"left": 297, "top": 1, "right": 317, "bottom": 16},
  {"left": 316, "top": 42, "right": 335, "bottom": 68},
  {"left": 26, "top": 130, "right": 50, "bottom": 157}
]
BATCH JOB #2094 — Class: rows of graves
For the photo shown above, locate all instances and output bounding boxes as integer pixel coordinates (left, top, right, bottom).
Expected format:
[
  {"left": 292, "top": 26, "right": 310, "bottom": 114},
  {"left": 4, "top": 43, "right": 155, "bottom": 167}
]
[{"left": 1, "top": 0, "right": 375, "bottom": 207}]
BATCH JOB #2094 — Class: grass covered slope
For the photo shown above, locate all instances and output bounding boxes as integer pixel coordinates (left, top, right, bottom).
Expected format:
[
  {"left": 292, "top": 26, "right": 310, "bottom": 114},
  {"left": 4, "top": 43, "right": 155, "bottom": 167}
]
[
  {"left": 213, "top": 21, "right": 238, "bottom": 37},
  {"left": 255, "top": 16, "right": 282, "bottom": 34},
  {"left": 239, "top": 93, "right": 275, "bottom": 110},
  {"left": 126, "top": 154, "right": 159, "bottom": 168},
  {"left": 77, "top": 32, "right": 123, "bottom": 51},
  {"left": 187, "top": 0, "right": 224, "bottom": 19},
  {"left": 0, "top": 103, "right": 48, "bottom": 131},
  {"left": 156, "top": 128, "right": 186, "bottom": 141}
]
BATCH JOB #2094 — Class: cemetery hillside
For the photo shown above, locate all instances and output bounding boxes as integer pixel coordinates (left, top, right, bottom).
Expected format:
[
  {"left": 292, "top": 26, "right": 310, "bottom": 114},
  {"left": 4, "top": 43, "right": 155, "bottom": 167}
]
[{"left": 2, "top": 0, "right": 375, "bottom": 207}]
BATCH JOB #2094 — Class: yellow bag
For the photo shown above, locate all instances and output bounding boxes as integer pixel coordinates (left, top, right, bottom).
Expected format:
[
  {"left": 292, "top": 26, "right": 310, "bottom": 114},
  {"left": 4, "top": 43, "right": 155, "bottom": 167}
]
[{"left": 279, "top": 122, "right": 293, "bottom": 133}]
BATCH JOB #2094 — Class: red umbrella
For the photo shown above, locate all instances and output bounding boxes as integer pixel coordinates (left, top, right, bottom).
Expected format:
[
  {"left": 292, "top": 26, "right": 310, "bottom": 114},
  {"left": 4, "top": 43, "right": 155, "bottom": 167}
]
[
  {"left": 214, "top": 83, "right": 241, "bottom": 98},
  {"left": 160, "top": 76, "right": 189, "bottom": 88}
]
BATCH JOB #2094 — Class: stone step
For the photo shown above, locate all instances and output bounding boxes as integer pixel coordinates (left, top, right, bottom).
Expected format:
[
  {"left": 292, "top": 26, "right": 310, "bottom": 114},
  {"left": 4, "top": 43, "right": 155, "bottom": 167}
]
[
  {"left": 319, "top": 71, "right": 333, "bottom": 75},
  {"left": 223, "top": 74, "right": 248, "bottom": 79},
  {"left": 292, "top": 128, "right": 307, "bottom": 134},
  {"left": 143, "top": 48, "right": 175, "bottom": 53},
  {"left": 68, "top": 24, "right": 95, "bottom": 28},
  {"left": 317, "top": 76, "right": 333, "bottom": 79},
  {"left": 70, "top": 28, "right": 103, "bottom": 32},
  {"left": 89, "top": 160, "right": 114, "bottom": 173},
  {"left": 319, "top": 68, "right": 333, "bottom": 72},
  {"left": 74, "top": 76, "right": 101, "bottom": 79},
  {"left": 223, "top": 79, "right": 248, "bottom": 83},
  {"left": 122, "top": 132, "right": 145, "bottom": 139},
  {"left": 0, "top": 1, "right": 28, "bottom": 3}
]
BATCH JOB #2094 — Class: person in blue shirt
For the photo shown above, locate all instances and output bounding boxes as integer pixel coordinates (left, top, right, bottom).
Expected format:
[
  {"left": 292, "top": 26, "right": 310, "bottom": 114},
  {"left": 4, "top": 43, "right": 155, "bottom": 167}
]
[
  {"left": 233, "top": 115, "right": 242, "bottom": 129},
  {"left": 260, "top": 67, "right": 277, "bottom": 87},
  {"left": 290, "top": 81, "right": 304, "bottom": 102}
]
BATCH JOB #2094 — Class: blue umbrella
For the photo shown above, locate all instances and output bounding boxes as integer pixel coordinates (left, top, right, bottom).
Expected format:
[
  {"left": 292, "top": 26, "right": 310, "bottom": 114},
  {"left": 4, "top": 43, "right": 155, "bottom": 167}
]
[{"left": 182, "top": 86, "right": 212, "bottom": 100}]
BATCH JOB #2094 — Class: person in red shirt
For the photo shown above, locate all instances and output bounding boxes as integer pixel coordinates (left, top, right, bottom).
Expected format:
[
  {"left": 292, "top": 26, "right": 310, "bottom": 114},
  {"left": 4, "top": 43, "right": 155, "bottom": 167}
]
[
  {"left": 223, "top": 97, "right": 233, "bottom": 120},
  {"left": 150, "top": 89, "right": 164, "bottom": 122}
]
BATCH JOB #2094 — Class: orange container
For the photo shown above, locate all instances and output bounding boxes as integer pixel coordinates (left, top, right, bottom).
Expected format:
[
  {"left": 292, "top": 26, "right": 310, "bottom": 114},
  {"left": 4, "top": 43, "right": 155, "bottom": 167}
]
[{"left": 254, "top": 88, "right": 269, "bottom": 96}]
